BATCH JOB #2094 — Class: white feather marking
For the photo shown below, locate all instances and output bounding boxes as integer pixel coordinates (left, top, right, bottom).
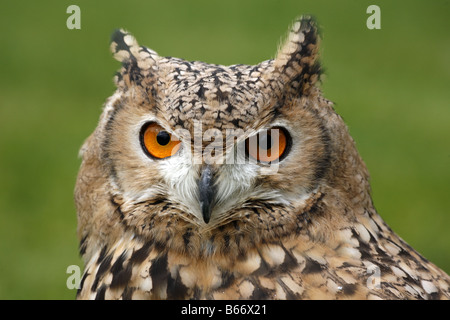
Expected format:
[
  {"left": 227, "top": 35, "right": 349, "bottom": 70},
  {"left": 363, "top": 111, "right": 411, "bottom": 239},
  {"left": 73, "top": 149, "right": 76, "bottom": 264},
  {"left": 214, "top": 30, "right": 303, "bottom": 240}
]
[
  {"left": 238, "top": 280, "right": 254, "bottom": 299},
  {"left": 179, "top": 266, "right": 197, "bottom": 288},
  {"left": 236, "top": 251, "right": 261, "bottom": 275},
  {"left": 354, "top": 223, "right": 371, "bottom": 243},
  {"left": 261, "top": 245, "right": 285, "bottom": 267},
  {"left": 139, "top": 277, "right": 152, "bottom": 292},
  {"left": 421, "top": 280, "right": 438, "bottom": 294}
]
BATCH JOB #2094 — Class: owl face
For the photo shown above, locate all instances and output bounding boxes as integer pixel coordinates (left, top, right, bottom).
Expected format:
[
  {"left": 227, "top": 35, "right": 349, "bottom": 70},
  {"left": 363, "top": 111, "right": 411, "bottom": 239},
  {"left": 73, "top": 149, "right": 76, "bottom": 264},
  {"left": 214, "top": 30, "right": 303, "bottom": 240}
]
[
  {"left": 103, "top": 80, "right": 327, "bottom": 225},
  {"left": 77, "top": 18, "right": 334, "bottom": 256}
]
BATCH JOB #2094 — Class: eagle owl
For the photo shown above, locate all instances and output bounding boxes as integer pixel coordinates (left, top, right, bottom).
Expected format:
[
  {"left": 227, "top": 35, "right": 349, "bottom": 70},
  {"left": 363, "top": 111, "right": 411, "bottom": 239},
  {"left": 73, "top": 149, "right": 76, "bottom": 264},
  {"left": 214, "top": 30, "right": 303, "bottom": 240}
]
[{"left": 75, "top": 17, "right": 450, "bottom": 300}]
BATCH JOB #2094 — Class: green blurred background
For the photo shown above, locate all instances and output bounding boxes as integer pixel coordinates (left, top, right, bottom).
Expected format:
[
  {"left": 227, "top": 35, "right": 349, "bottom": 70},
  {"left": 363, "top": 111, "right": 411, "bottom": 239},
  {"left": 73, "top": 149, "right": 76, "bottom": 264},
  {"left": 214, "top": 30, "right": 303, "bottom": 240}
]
[{"left": 0, "top": 0, "right": 448, "bottom": 299}]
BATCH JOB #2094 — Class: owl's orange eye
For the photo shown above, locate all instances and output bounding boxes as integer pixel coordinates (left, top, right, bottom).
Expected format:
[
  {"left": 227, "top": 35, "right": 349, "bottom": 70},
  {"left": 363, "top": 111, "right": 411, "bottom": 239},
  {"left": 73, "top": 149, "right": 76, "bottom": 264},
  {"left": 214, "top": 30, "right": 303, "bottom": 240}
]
[
  {"left": 245, "top": 127, "right": 290, "bottom": 163},
  {"left": 140, "top": 122, "right": 181, "bottom": 159}
]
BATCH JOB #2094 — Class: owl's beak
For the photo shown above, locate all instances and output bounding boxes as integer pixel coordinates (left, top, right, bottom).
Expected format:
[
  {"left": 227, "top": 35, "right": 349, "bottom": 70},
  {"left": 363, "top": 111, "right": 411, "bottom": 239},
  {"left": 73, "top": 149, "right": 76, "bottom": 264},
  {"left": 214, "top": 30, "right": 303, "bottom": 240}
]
[{"left": 198, "top": 165, "right": 216, "bottom": 224}]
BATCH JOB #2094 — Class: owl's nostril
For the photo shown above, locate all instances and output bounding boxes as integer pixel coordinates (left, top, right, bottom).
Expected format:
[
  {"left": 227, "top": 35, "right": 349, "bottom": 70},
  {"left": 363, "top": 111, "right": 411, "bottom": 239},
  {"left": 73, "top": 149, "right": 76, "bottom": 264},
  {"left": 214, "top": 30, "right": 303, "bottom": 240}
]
[{"left": 198, "top": 165, "right": 216, "bottom": 224}]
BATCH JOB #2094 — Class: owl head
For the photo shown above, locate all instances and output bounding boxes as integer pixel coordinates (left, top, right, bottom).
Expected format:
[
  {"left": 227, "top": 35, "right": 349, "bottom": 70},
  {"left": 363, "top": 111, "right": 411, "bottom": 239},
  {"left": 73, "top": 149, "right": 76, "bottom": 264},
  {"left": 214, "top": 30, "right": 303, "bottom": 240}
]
[{"left": 75, "top": 17, "right": 371, "bottom": 259}]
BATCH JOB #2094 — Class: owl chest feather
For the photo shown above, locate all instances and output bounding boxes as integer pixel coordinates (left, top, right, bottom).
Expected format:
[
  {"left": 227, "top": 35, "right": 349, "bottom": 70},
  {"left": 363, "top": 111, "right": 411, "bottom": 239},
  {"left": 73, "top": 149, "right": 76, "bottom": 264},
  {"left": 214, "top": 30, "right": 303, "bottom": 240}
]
[{"left": 77, "top": 213, "right": 450, "bottom": 300}]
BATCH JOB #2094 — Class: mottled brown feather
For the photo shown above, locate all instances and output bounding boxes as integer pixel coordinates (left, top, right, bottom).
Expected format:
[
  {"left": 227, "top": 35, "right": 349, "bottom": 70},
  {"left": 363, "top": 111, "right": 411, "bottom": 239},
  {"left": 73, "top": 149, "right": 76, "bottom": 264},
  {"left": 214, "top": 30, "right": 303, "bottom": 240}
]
[{"left": 75, "top": 17, "right": 450, "bottom": 300}]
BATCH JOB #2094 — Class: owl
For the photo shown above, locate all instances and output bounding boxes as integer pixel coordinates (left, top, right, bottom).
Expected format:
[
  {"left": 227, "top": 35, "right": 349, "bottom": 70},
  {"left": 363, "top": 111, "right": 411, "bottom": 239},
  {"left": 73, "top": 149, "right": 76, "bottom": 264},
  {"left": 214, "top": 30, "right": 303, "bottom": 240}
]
[{"left": 75, "top": 16, "right": 450, "bottom": 300}]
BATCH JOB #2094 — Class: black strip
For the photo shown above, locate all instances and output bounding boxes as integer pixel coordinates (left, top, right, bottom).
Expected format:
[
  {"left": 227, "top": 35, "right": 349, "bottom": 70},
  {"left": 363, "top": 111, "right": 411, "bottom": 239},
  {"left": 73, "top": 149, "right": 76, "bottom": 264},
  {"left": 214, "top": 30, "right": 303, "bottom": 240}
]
[
  {"left": 129, "top": 242, "right": 152, "bottom": 266},
  {"left": 92, "top": 251, "right": 114, "bottom": 292},
  {"left": 302, "top": 258, "right": 323, "bottom": 274},
  {"left": 79, "top": 235, "right": 88, "bottom": 256},
  {"left": 95, "top": 284, "right": 106, "bottom": 300},
  {"left": 167, "top": 274, "right": 189, "bottom": 300},
  {"left": 77, "top": 271, "right": 89, "bottom": 297},
  {"left": 110, "top": 263, "right": 133, "bottom": 289},
  {"left": 149, "top": 253, "right": 169, "bottom": 293}
]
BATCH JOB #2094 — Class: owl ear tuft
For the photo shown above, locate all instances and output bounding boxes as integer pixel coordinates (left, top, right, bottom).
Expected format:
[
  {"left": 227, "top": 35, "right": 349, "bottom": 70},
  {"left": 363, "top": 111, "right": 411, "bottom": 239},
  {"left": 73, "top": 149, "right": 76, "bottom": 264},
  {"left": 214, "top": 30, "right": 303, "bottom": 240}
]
[
  {"left": 273, "top": 16, "right": 322, "bottom": 94},
  {"left": 110, "top": 29, "right": 159, "bottom": 88}
]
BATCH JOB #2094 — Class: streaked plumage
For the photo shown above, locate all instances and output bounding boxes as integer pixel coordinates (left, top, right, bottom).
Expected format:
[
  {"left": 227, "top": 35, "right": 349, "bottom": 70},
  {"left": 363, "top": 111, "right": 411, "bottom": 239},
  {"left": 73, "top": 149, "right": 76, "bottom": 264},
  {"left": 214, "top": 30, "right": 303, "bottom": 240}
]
[{"left": 75, "top": 17, "right": 450, "bottom": 300}]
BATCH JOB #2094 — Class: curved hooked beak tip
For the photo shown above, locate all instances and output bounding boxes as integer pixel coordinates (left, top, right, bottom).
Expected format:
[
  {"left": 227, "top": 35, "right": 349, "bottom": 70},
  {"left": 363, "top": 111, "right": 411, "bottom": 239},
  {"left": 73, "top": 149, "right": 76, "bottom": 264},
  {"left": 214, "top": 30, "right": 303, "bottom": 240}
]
[{"left": 198, "top": 165, "right": 216, "bottom": 224}]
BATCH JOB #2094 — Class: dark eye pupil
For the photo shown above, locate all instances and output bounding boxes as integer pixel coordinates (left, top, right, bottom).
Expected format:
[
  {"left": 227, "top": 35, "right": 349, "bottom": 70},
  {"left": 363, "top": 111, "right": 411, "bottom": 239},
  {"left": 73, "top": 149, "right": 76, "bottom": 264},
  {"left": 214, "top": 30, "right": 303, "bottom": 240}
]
[
  {"left": 156, "top": 131, "right": 171, "bottom": 146},
  {"left": 259, "top": 133, "right": 273, "bottom": 150}
]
